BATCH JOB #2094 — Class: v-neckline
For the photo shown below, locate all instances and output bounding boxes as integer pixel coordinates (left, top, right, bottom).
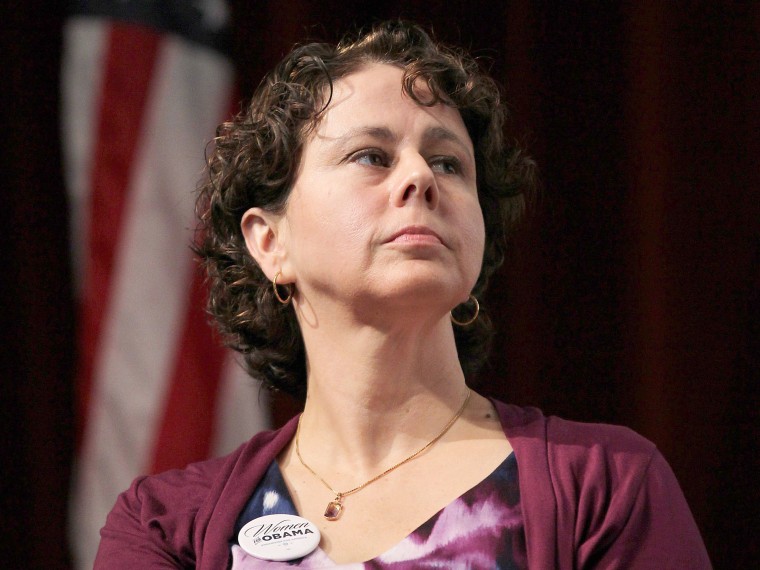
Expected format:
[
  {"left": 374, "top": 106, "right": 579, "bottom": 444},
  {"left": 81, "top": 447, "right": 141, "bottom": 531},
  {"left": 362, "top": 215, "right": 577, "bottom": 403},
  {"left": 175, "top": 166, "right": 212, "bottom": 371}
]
[{"left": 242, "top": 451, "right": 516, "bottom": 566}]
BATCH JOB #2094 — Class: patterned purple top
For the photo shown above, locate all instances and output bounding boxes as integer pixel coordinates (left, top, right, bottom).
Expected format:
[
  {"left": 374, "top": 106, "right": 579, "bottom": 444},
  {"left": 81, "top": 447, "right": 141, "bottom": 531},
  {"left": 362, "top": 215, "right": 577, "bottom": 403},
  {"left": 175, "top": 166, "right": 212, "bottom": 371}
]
[{"left": 230, "top": 453, "right": 526, "bottom": 569}]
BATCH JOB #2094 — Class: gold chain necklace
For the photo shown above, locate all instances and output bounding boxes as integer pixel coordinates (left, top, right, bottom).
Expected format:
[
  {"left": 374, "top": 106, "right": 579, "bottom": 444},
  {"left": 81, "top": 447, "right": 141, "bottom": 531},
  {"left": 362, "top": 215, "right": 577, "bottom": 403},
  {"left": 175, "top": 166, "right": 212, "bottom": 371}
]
[{"left": 295, "top": 388, "right": 471, "bottom": 521}]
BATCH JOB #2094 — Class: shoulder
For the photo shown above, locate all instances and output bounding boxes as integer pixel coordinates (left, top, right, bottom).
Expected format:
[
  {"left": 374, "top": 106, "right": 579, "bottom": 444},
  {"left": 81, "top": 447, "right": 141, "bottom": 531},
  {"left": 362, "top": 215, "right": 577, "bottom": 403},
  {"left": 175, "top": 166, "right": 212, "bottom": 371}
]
[
  {"left": 490, "top": 399, "right": 711, "bottom": 568},
  {"left": 117, "top": 425, "right": 284, "bottom": 520},
  {"left": 491, "top": 398, "right": 656, "bottom": 472},
  {"left": 491, "top": 399, "right": 659, "bottom": 533},
  {"left": 541, "top": 414, "right": 660, "bottom": 521},
  {"left": 541, "top": 417, "right": 710, "bottom": 567},
  {"left": 95, "top": 418, "right": 299, "bottom": 568},
  {"left": 545, "top": 414, "right": 657, "bottom": 478}
]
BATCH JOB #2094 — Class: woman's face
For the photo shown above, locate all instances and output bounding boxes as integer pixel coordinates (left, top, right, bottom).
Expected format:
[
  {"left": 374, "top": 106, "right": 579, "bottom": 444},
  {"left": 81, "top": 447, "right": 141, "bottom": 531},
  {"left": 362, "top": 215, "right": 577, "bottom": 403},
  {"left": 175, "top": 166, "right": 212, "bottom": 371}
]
[{"left": 278, "top": 63, "right": 485, "bottom": 319}]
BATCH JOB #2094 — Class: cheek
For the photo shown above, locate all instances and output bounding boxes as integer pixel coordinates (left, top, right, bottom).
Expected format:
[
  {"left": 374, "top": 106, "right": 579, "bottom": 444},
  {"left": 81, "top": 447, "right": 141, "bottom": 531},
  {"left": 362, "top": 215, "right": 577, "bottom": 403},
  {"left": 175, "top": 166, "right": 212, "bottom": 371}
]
[
  {"left": 462, "top": 203, "right": 486, "bottom": 275},
  {"left": 340, "top": 200, "right": 371, "bottom": 240},
  {"left": 288, "top": 193, "right": 374, "bottom": 264}
]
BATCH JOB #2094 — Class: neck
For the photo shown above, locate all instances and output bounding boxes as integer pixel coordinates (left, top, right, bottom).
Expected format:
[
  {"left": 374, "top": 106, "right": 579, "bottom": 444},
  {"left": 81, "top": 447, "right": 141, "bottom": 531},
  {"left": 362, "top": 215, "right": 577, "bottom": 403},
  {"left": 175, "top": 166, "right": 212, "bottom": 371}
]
[{"left": 292, "top": 295, "right": 470, "bottom": 478}]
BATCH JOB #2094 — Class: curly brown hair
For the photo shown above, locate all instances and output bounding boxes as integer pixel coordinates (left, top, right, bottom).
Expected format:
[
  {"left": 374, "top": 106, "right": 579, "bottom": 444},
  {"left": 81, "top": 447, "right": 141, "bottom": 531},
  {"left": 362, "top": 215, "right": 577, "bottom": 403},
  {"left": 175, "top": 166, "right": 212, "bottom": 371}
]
[{"left": 195, "top": 20, "right": 536, "bottom": 400}]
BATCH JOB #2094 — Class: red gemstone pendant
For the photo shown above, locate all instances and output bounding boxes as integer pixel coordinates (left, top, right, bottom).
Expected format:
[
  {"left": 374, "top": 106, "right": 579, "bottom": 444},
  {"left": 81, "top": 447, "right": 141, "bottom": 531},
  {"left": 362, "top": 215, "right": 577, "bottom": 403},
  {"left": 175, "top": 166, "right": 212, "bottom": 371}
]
[{"left": 324, "top": 498, "right": 343, "bottom": 520}]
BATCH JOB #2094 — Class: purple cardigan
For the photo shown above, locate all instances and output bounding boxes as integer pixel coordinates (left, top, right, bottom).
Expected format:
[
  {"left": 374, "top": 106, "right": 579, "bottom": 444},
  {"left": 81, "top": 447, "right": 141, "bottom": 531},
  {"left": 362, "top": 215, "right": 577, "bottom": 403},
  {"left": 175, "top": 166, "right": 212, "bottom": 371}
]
[{"left": 96, "top": 401, "right": 711, "bottom": 568}]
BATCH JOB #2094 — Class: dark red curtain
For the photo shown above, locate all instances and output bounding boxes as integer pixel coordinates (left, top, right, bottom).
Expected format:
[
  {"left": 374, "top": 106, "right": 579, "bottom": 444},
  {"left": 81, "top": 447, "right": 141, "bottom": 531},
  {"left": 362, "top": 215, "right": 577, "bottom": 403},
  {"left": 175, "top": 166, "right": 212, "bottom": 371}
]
[
  {"left": 1, "top": 3, "right": 76, "bottom": 568},
  {"left": 2, "top": 2, "right": 757, "bottom": 568}
]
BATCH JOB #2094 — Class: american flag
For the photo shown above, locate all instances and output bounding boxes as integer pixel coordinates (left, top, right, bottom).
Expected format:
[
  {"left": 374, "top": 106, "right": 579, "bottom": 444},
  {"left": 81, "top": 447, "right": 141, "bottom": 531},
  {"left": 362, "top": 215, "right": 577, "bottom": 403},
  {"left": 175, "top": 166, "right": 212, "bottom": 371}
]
[{"left": 62, "top": 2, "right": 269, "bottom": 567}]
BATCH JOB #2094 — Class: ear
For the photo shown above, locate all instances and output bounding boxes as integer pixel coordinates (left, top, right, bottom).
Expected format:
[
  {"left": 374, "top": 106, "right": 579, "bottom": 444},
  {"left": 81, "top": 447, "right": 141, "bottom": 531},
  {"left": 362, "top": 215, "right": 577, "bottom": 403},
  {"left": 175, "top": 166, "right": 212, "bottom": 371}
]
[{"left": 240, "top": 207, "right": 287, "bottom": 281}]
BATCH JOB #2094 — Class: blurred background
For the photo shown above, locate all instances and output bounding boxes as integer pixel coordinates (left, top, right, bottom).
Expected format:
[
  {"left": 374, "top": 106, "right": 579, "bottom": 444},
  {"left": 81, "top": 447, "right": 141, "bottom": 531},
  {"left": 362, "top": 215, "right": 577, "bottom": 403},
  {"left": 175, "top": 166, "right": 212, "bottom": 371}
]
[{"left": 1, "top": 1, "right": 757, "bottom": 568}]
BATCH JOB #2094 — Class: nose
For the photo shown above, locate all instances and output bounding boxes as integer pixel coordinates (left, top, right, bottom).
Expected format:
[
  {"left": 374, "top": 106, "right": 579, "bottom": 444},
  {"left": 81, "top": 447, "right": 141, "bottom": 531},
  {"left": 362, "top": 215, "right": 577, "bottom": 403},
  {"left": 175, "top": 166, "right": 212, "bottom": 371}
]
[{"left": 389, "top": 152, "right": 439, "bottom": 209}]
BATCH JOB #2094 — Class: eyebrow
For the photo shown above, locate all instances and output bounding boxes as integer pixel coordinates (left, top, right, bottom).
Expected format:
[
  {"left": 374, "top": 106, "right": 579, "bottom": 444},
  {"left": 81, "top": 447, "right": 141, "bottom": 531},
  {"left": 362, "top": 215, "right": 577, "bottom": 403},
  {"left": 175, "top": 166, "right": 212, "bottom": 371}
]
[
  {"left": 331, "top": 126, "right": 397, "bottom": 146},
  {"left": 422, "top": 126, "right": 471, "bottom": 153}
]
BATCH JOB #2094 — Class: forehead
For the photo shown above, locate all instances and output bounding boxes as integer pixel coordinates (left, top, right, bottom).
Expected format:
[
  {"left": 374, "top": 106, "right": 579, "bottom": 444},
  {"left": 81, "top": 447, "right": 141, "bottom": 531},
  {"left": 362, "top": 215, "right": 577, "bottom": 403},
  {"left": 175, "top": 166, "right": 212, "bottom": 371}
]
[{"left": 308, "top": 63, "right": 472, "bottom": 146}]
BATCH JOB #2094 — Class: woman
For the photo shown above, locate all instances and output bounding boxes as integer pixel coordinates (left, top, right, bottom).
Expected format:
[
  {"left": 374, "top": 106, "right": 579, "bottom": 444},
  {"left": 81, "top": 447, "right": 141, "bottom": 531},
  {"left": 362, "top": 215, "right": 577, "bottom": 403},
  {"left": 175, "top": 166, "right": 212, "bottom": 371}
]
[{"left": 96, "top": 21, "right": 710, "bottom": 569}]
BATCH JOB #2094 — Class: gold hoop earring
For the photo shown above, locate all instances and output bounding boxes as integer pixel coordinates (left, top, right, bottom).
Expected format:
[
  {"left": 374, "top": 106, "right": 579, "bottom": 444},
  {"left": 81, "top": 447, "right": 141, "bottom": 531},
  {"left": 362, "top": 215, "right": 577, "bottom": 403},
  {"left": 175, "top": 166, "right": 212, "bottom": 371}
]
[
  {"left": 272, "top": 271, "right": 293, "bottom": 305},
  {"left": 450, "top": 295, "right": 479, "bottom": 326}
]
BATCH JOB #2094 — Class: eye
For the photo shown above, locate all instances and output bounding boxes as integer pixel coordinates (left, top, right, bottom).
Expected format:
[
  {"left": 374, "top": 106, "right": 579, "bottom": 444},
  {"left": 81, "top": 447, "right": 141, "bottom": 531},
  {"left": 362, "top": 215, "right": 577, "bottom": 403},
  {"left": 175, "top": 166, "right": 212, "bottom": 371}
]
[
  {"left": 352, "top": 149, "right": 388, "bottom": 167},
  {"left": 429, "top": 156, "right": 461, "bottom": 175}
]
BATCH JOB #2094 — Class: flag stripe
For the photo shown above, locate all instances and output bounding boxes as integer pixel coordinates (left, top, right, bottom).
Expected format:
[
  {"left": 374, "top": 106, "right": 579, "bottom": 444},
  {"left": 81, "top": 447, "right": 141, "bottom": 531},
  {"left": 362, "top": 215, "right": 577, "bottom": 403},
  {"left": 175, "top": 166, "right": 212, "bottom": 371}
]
[
  {"left": 71, "top": 26, "right": 237, "bottom": 566},
  {"left": 85, "top": 28, "right": 237, "bottom": 480},
  {"left": 66, "top": 16, "right": 269, "bottom": 569},
  {"left": 149, "top": 262, "right": 227, "bottom": 474},
  {"left": 61, "top": 18, "right": 108, "bottom": 297},
  {"left": 211, "top": 354, "right": 270, "bottom": 457},
  {"left": 74, "top": 35, "right": 204, "bottom": 561},
  {"left": 77, "top": 23, "right": 162, "bottom": 446}
]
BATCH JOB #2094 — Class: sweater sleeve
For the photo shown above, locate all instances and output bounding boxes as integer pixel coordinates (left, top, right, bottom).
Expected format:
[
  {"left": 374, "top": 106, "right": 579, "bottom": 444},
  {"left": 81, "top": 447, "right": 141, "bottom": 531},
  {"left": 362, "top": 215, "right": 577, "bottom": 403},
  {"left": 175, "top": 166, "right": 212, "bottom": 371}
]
[
  {"left": 574, "top": 444, "right": 712, "bottom": 569},
  {"left": 93, "top": 421, "right": 296, "bottom": 570},
  {"left": 94, "top": 457, "right": 226, "bottom": 569}
]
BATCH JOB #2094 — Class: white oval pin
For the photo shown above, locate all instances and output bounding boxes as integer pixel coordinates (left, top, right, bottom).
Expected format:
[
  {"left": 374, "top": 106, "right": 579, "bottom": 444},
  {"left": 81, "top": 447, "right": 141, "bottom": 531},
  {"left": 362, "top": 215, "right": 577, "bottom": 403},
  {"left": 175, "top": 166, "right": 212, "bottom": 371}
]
[{"left": 238, "top": 514, "right": 321, "bottom": 561}]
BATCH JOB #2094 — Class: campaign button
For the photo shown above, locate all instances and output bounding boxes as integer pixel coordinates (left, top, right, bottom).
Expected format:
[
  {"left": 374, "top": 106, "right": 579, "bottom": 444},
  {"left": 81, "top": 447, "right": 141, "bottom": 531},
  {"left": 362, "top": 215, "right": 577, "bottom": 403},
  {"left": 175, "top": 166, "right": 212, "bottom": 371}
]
[{"left": 238, "top": 514, "right": 321, "bottom": 561}]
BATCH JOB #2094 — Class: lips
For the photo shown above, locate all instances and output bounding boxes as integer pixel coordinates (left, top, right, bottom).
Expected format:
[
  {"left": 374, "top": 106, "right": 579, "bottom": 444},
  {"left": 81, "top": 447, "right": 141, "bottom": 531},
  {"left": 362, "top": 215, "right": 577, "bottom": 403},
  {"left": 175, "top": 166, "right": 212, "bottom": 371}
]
[{"left": 386, "top": 225, "right": 445, "bottom": 246}]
